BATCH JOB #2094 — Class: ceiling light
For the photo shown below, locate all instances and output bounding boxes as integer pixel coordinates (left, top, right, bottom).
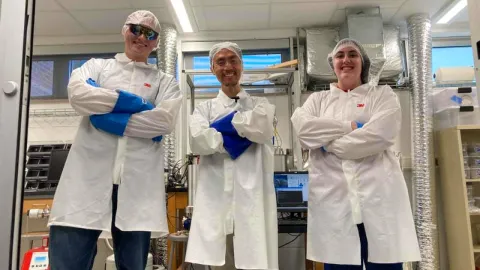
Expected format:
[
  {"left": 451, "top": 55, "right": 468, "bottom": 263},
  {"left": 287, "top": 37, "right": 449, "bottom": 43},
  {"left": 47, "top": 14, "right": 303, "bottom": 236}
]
[
  {"left": 437, "top": 0, "right": 468, "bottom": 24},
  {"left": 169, "top": 0, "right": 193, "bottom": 33}
]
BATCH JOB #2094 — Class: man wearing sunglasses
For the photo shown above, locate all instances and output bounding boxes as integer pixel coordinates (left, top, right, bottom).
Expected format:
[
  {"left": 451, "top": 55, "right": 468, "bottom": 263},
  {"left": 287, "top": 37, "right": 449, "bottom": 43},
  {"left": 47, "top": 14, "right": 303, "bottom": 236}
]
[{"left": 47, "top": 10, "right": 182, "bottom": 270}]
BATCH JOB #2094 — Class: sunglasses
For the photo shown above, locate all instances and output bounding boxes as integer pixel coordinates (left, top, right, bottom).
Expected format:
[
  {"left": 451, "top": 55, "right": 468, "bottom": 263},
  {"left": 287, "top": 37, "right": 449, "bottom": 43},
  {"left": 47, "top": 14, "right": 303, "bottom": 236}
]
[{"left": 128, "top": 24, "right": 159, "bottom": 41}]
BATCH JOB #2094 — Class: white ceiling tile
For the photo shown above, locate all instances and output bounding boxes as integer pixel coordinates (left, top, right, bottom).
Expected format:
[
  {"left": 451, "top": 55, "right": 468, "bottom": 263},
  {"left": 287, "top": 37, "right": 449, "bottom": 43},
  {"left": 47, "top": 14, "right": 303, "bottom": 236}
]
[
  {"left": 270, "top": 2, "right": 337, "bottom": 28},
  {"left": 130, "top": 0, "right": 167, "bottom": 8},
  {"left": 34, "top": 11, "right": 88, "bottom": 36},
  {"left": 392, "top": 0, "right": 449, "bottom": 23},
  {"left": 147, "top": 8, "right": 175, "bottom": 24},
  {"left": 192, "top": 6, "right": 208, "bottom": 31},
  {"left": 337, "top": 0, "right": 404, "bottom": 9},
  {"left": 329, "top": 9, "right": 346, "bottom": 25},
  {"left": 55, "top": 0, "right": 132, "bottom": 10},
  {"left": 71, "top": 9, "right": 135, "bottom": 34},
  {"left": 199, "top": 5, "right": 270, "bottom": 30},
  {"left": 189, "top": 0, "right": 269, "bottom": 6},
  {"left": 36, "top": 0, "right": 64, "bottom": 11}
]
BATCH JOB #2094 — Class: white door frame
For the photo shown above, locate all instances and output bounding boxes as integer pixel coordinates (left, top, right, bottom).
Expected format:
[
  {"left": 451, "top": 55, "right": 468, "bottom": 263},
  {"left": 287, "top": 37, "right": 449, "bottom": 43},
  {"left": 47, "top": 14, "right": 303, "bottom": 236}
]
[{"left": 0, "top": 0, "right": 33, "bottom": 268}]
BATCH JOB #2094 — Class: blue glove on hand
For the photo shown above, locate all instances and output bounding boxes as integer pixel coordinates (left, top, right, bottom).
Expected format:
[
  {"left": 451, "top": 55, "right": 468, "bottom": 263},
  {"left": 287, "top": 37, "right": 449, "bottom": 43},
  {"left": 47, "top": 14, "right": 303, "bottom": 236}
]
[
  {"left": 86, "top": 78, "right": 100, "bottom": 87},
  {"left": 87, "top": 78, "right": 154, "bottom": 113},
  {"left": 113, "top": 90, "right": 155, "bottom": 113},
  {"left": 210, "top": 112, "right": 252, "bottom": 160},
  {"left": 152, "top": 136, "right": 163, "bottom": 142},
  {"left": 210, "top": 112, "right": 238, "bottom": 135},
  {"left": 90, "top": 113, "right": 131, "bottom": 136},
  {"left": 87, "top": 79, "right": 161, "bottom": 142},
  {"left": 356, "top": 121, "right": 364, "bottom": 129}
]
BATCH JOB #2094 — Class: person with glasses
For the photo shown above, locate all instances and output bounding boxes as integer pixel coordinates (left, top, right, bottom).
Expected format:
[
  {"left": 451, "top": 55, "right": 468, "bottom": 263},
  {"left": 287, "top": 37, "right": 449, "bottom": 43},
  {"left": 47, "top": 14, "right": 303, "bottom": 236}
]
[
  {"left": 185, "top": 42, "right": 278, "bottom": 270},
  {"left": 291, "top": 39, "right": 420, "bottom": 269},
  {"left": 47, "top": 10, "right": 182, "bottom": 270}
]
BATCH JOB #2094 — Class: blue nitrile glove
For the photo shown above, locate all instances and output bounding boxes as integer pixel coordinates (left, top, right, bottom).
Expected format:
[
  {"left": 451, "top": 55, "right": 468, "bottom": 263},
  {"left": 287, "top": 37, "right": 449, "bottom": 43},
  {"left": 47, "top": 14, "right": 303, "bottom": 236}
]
[
  {"left": 86, "top": 78, "right": 154, "bottom": 113},
  {"left": 210, "top": 112, "right": 253, "bottom": 160},
  {"left": 152, "top": 136, "right": 163, "bottom": 142},
  {"left": 113, "top": 90, "right": 155, "bottom": 114},
  {"left": 356, "top": 121, "right": 364, "bottom": 129},
  {"left": 86, "top": 78, "right": 100, "bottom": 87},
  {"left": 90, "top": 113, "right": 131, "bottom": 136},
  {"left": 210, "top": 112, "right": 237, "bottom": 135},
  {"left": 222, "top": 133, "right": 253, "bottom": 160}
]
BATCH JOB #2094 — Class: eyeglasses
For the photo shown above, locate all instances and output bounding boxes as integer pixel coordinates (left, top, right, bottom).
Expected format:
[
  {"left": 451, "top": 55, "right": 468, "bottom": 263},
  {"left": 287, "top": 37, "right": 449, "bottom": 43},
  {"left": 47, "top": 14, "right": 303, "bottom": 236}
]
[{"left": 128, "top": 24, "right": 159, "bottom": 41}]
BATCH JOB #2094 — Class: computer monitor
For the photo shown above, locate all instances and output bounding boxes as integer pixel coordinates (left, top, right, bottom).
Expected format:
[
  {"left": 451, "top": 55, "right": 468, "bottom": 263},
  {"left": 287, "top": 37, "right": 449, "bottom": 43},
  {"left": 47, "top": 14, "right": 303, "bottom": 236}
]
[
  {"left": 47, "top": 149, "right": 70, "bottom": 181},
  {"left": 274, "top": 171, "right": 308, "bottom": 208}
]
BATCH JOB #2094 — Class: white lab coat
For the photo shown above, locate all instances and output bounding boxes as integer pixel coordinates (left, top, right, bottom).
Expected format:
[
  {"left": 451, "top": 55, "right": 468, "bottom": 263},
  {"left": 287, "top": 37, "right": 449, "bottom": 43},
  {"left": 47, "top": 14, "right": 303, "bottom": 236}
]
[
  {"left": 291, "top": 83, "right": 420, "bottom": 265},
  {"left": 48, "top": 53, "right": 182, "bottom": 237},
  {"left": 185, "top": 90, "right": 278, "bottom": 270}
]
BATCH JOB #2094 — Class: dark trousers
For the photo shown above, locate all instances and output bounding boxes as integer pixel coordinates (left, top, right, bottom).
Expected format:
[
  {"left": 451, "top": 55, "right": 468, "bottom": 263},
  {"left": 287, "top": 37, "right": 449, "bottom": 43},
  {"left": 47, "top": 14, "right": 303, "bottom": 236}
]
[
  {"left": 324, "top": 224, "right": 403, "bottom": 270},
  {"left": 49, "top": 185, "right": 151, "bottom": 270}
]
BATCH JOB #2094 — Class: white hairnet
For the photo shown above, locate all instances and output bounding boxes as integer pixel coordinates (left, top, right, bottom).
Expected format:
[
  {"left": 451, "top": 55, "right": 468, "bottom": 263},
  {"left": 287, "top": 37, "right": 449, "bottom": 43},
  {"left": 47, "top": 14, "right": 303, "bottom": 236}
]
[
  {"left": 209, "top": 42, "right": 243, "bottom": 67},
  {"left": 121, "top": 10, "right": 161, "bottom": 36},
  {"left": 327, "top": 38, "right": 371, "bottom": 84}
]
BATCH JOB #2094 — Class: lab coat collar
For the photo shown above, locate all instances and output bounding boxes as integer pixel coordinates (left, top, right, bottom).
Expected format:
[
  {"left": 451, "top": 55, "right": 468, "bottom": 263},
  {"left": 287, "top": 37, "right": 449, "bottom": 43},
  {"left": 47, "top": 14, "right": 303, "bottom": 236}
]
[
  {"left": 217, "top": 88, "right": 249, "bottom": 107},
  {"left": 330, "top": 83, "right": 371, "bottom": 97},
  {"left": 115, "top": 53, "right": 157, "bottom": 70}
]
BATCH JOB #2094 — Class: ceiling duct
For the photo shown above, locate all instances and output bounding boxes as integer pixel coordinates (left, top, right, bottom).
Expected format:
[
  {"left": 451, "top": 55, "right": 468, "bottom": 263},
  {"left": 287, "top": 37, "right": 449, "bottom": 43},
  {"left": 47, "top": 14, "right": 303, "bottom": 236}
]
[
  {"left": 340, "top": 7, "right": 386, "bottom": 85},
  {"left": 306, "top": 7, "right": 404, "bottom": 86}
]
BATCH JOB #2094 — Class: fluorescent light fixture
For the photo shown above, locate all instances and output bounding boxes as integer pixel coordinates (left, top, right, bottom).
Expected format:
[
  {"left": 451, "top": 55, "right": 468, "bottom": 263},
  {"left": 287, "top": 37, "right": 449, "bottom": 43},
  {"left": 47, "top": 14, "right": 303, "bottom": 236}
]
[
  {"left": 170, "top": 0, "right": 193, "bottom": 32},
  {"left": 437, "top": 0, "right": 468, "bottom": 24}
]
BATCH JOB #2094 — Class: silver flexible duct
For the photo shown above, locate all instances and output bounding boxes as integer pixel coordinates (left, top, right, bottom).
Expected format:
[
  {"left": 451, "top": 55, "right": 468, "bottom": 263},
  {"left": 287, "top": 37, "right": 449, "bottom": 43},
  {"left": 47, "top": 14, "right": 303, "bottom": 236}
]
[
  {"left": 407, "top": 14, "right": 439, "bottom": 270},
  {"left": 157, "top": 23, "right": 178, "bottom": 171},
  {"left": 153, "top": 23, "right": 178, "bottom": 267}
]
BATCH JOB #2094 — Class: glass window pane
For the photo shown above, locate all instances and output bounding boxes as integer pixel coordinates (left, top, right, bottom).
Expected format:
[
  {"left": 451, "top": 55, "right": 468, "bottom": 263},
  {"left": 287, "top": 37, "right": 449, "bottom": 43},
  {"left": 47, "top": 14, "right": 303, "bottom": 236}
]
[
  {"left": 31, "top": 61, "right": 54, "bottom": 97},
  {"left": 192, "top": 53, "right": 282, "bottom": 92},
  {"left": 432, "top": 47, "right": 474, "bottom": 78},
  {"left": 148, "top": 57, "right": 157, "bottom": 65},
  {"left": 69, "top": 59, "right": 88, "bottom": 76}
]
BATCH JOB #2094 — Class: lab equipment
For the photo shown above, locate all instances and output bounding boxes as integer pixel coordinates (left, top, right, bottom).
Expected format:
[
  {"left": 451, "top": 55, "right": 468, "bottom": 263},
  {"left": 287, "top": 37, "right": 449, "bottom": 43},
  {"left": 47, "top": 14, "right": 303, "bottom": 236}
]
[
  {"left": 21, "top": 237, "right": 49, "bottom": 270},
  {"left": 469, "top": 168, "right": 480, "bottom": 179},
  {"left": 25, "top": 147, "right": 69, "bottom": 197},
  {"left": 469, "top": 143, "right": 480, "bottom": 157},
  {"left": 274, "top": 148, "right": 295, "bottom": 172},
  {"left": 274, "top": 171, "right": 309, "bottom": 209},
  {"left": 469, "top": 157, "right": 480, "bottom": 167}
]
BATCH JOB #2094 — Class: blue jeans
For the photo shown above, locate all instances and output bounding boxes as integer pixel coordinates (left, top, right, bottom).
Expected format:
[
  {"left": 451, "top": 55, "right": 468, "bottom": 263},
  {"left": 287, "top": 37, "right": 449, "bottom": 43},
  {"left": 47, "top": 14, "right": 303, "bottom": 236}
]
[
  {"left": 324, "top": 224, "right": 403, "bottom": 270},
  {"left": 49, "top": 185, "right": 151, "bottom": 270}
]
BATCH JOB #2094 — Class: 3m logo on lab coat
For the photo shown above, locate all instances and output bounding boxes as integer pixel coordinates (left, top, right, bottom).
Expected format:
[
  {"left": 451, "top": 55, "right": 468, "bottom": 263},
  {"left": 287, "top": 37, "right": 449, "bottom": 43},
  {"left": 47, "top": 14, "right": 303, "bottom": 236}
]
[
  {"left": 357, "top": 104, "right": 365, "bottom": 108},
  {"left": 144, "top": 83, "right": 151, "bottom": 88}
]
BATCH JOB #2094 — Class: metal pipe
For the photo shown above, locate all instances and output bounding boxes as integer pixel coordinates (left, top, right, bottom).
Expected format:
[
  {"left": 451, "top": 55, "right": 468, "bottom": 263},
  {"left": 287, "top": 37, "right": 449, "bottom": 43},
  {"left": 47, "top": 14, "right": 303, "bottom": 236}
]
[{"left": 407, "top": 13, "right": 439, "bottom": 270}]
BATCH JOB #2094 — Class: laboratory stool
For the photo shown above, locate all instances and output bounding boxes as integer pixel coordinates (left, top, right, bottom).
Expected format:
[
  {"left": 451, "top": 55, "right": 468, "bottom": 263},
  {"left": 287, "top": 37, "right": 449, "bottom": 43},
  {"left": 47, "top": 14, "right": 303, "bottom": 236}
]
[{"left": 167, "top": 233, "right": 188, "bottom": 270}]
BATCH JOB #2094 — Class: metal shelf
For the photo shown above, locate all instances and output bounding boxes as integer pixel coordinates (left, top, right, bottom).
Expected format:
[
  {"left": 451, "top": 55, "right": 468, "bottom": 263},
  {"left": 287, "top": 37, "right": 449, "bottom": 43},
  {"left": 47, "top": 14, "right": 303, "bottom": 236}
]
[{"left": 183, "top": 68, "right": 296, "bottom": 91}]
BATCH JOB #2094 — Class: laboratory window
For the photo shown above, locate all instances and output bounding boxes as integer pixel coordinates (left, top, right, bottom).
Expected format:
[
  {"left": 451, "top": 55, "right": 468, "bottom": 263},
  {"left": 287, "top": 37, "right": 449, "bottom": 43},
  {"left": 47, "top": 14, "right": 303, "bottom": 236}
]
[
  {"left": 432, "top": 46, "right": 474, "bottom": 79},
  {"left": 30, "top": 60, "right": 54, "bottom": 98}
]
